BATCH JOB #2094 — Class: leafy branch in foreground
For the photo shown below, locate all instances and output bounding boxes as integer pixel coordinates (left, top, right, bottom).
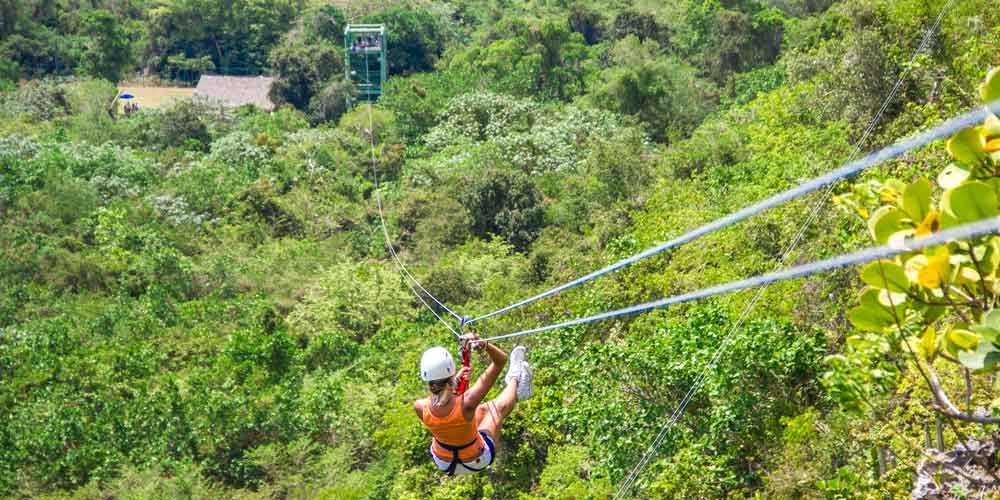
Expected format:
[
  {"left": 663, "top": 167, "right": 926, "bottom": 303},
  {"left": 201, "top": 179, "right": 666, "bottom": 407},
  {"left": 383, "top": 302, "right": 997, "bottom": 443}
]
[{"left": 827, "top": 68, "right": 1000, "bottom": 424}]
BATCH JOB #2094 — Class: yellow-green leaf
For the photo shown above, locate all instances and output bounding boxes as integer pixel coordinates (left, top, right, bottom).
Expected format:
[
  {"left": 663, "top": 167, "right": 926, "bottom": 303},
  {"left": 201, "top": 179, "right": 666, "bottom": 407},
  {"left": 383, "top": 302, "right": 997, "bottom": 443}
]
[
  {"left": 981, "top": 67, "right": 1000, "bottom": 104},
  {"left": 955, "top": 266, "right": 981, "bottom": 285},
  {"left": 902, "top": 178, "right": 931, "bottom": 222},
  {"left": 921, "top": 325, "right": 937, "bottom": 358},
  {"left": 877, "top": 288, "right": 907, "bottom": 307},
  {"left": 948, "top": 328, "right": 980, "bottom": 350},
  {"left": 941, "top": 181, "right": 999, "bottom": 224},
  {"left": 860, "top": 260, "right": 910, "bottom": 292},
  {"left": 984, "top": 237, "right": 1000, "bottom": 275},
  {"left": 868, "top": 206, "right": 907, "bottom": 245},
  {"left": 848, "top": 288, "right": 897, "bottom": 332},
  {"left": 947, "top": 127, "right": 986, "bottom": 166}
]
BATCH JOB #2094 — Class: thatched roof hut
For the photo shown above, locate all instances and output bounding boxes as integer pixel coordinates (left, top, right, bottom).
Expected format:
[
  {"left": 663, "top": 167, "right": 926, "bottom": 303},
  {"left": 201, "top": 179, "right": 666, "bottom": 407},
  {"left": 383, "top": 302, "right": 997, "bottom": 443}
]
[{"left": 195, "top": 75, "right": 277, "bottom": 111}]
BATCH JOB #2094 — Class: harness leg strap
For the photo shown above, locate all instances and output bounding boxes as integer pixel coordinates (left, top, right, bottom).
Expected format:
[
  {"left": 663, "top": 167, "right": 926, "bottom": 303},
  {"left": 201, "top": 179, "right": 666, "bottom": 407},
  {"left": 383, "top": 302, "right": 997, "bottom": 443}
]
[{"left": 434, "top": 437, "right": 480, "bottom": 476}]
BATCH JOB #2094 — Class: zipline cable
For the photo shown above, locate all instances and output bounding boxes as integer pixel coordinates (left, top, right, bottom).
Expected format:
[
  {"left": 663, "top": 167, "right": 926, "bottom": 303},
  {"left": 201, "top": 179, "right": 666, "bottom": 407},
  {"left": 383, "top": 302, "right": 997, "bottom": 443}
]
[
  {"left": 466, "top": 10, "right": 962, "bottom": 327},
  {"left": 362, "top": 50, "right": 462, "bottom": 337},
  {"left": 477, "top": 217, "right": 1000, "bottom": 345},
  {"left": 473, "top": 100, "right": 998, "bottom": 338},
  {"left": 614, "top": 4, "right": 954, "bottom": 496}
]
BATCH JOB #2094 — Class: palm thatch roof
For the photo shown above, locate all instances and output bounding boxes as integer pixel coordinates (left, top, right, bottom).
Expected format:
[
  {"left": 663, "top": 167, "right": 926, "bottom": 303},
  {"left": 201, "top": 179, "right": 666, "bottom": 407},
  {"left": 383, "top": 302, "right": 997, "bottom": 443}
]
[{"left": 195, "top": 75, "right": 277, "bottom": 111}]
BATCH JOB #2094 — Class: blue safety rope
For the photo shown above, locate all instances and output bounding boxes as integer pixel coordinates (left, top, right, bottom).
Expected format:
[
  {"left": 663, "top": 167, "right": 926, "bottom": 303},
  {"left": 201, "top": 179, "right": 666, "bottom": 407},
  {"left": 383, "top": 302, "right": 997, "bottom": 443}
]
[{"left": 478, "top": 217, "right": 1000, "bottom": 344}]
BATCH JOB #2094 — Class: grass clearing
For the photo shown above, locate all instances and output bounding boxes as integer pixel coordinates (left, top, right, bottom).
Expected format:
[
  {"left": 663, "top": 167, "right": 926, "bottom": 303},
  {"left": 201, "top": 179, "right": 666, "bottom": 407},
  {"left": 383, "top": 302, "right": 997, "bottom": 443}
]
[{"left": 117, "top": 86, "right": 196, "bottom": 110}]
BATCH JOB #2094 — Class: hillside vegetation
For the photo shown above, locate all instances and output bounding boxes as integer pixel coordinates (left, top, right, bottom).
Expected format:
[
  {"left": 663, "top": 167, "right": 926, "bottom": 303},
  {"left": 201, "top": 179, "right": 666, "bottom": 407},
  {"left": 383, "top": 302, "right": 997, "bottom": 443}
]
[{"left": 2, "top": 0, "right": 1000, "bottom": 498}]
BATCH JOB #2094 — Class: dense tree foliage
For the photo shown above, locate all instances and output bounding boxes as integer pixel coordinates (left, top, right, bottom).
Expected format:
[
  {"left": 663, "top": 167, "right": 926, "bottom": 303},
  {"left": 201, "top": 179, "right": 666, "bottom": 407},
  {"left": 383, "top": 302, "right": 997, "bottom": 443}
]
[
  {"left": 3, "top": 0, "right": 1000, "bottom": 499},
  {"left": 363, "top": 7, "right": 447, "bottom": 75}
]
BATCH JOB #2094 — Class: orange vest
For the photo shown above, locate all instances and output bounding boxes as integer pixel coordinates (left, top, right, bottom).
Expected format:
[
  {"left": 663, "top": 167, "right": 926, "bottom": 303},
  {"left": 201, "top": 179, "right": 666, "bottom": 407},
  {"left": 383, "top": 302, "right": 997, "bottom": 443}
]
[{"left": 421, "top": 396, "right": 485, "bottom": 462}]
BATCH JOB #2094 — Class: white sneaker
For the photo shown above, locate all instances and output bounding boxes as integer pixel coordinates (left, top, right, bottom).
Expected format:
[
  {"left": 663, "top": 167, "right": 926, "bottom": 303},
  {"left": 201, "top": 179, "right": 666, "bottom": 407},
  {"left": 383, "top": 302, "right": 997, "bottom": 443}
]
[
  {"left": 505, "top": 346, "right": 526, "bottom": 386},
  {"left": 517, "top": 362, "right": 533, "bottom": 401}
]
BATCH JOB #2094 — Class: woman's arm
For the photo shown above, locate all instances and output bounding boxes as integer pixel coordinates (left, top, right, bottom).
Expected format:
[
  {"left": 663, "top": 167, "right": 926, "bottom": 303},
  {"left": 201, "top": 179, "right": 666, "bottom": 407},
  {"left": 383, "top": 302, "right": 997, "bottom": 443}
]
[{"left": 461, "top": 333, "right": 506, "bottom": 413}]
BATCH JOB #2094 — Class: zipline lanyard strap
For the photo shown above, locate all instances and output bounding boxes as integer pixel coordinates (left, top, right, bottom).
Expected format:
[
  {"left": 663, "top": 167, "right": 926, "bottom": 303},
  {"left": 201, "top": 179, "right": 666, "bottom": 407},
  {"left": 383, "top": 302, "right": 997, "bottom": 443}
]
[{"left": 457, "top": 346, "right": 471, "bottom": 395}]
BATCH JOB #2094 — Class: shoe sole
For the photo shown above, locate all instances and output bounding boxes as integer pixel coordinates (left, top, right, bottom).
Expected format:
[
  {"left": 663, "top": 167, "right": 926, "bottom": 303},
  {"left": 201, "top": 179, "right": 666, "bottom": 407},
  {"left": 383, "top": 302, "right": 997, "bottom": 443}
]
[{"left": 505, "top": 346, "right": 527, "bottom": 385}]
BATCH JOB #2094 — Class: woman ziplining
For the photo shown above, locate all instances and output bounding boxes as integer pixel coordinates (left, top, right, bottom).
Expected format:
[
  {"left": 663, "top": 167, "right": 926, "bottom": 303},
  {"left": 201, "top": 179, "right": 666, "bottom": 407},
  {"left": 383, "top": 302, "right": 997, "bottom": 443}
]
[{"left": 414, "top": 333, "right": 534, "bottom": 475}]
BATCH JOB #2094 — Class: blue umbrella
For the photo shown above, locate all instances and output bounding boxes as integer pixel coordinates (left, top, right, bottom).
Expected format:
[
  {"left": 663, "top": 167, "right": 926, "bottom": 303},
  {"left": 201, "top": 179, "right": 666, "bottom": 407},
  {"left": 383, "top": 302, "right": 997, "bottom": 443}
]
[{"left": 119, "top": 93, "right": 135, "bottom": 99}]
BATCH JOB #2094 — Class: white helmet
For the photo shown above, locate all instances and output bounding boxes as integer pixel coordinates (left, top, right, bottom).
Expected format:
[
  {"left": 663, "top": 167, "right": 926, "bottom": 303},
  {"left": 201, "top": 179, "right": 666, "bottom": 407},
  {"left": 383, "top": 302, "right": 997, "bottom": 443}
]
[{"left": 420, "top": 346, "right": 456, "bottom": 382}]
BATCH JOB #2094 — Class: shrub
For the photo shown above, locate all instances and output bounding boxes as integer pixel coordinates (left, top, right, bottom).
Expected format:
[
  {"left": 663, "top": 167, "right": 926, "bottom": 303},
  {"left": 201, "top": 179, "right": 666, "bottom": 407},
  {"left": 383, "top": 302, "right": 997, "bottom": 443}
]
[
  {"left": 225, "top": 178, "right": 304, "bottom": 242},
  {"left": 150, "top": 99, "right": 215, "bottom": 151},
  {"left": 524, "top": 445, "right": 613, "bottom": 499},
  {"left": 62, "top": 78, "right": 117, "bottom": 143},
  {"left": 425, "top": 92, "right": 539, "bottom": 151},
  {"left": 590, "top": 36, "right": 718, "bottom": 143},
  {"left": 0, "top": 79, "right": 71, "bottom": 121},
  {"left": 379, "top": 68, "right": 482, "bottom": 140},
  {"left": 286, "top": 261, "right": 416, "bottom": 343},
  {"left": 274, "top": 127, "right": 366, "bottom": 182},
  {"left": 498, "top": 105, "right": 635, "bottom": 175},
  {"left": 397, "top": 189, "right": 471, "bottom": 254},
  {"left": 0, "top": 59, "right": 20, "bottom": 86},
  {"left": 338, "top": 106, "right": 401, "bottom": 148},
  {"left": 307, "top": 79, "right": 355, "bottom": 125},
  {"left": 208, "top": 131, "right": 273, "bottom": 177},
  {"left": 268, "top": 33, "right": 343, "bottom": 110},
  {"left": 461, "top": 169, "right": 544, "bottom": 251},
  {"left": 233, "top": 105, "right": 309, "bottom": 143}
]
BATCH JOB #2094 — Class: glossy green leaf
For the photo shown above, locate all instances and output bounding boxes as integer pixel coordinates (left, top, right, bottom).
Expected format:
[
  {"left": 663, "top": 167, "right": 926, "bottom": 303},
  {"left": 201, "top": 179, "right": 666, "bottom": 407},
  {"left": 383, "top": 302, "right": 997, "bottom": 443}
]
[
  {"left": 860, "top": 260, "right": 910, "bottom": 292},
  {"left": 972, "top": 310, "right": 1000, "bottom": 344},
  {"left": 982, "top": 67, "right": 1000, "bottom": 104},
  {"left": 902, "top": 178, "right": 931, "bottom": 222},
  {"left": 848, "top": 288, "right": 896, "bottom": 332},
  {"left": 984, "top": 237, "right": 1000, "bottom": 275},
  {"left": 941, "top": 181, "right": 998, "bottom": 224},
  {"left": 868, "top": 206, "right": 907, "bottom": 245},
  {"left": 948, "top": 328, "right": 980, "bottom": 351},
  {"left": 925, "top": 304, "right": 947, "bottom": 323},
  {"left": 947, "top": 127, "right": 985, "bottom": 166},
  {"left": 957, "top": 337, "right": 1000, "bottom": 372}
]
